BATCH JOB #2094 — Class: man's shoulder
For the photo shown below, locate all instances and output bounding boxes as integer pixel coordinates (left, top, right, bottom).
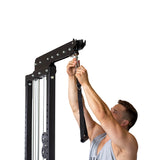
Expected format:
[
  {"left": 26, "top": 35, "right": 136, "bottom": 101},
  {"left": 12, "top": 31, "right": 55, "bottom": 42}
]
[
  {"left": 128, "top": 132, "right": 138, "bottom": 150},
  {"left": 112, "top": 133, "right": 138, "bottom": 160},
  {"left": 121, "top": 132, "right": 138, "bottom": 158},
  {"left": 90, "top": 123, "right": 105, "bottom": 142}
]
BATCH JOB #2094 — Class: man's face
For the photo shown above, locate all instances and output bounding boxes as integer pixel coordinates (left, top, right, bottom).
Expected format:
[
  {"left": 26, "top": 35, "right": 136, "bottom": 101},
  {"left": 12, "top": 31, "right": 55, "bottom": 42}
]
[{"left": 111, "top": 104, "right": 128, "bottom": 126}]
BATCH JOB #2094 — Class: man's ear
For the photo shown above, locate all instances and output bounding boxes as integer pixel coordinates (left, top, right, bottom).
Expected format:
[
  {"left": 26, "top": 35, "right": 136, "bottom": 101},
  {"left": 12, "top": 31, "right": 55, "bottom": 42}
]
[{"left": 121, "top": 119, "right": 129, "bottom": 127}]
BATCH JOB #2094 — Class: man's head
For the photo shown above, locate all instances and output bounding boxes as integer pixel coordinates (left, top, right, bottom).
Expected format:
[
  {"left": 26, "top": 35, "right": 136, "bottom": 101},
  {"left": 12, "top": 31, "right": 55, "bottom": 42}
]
[{"left": 111, "top": 100, "right": 138, "bottom": 130}]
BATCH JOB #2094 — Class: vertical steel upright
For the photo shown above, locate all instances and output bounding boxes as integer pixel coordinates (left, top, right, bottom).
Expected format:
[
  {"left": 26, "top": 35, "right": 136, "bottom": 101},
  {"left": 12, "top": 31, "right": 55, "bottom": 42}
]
[
  {"left": 47, "top": 64, "right": 56, "bottom": 160},
  {"left": 25, "top": 80, "right": 32, "bottom": 160},
  {"left": 25, "top": 39, "right": 87, "bottom": 160}
]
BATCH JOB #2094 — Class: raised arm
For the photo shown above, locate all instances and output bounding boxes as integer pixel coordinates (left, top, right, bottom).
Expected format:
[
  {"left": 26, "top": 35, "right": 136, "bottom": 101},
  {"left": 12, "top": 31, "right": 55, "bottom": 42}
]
[
  {"left": 67, "top": 59, "right": 104, "bottom": 140},
  {"left": 75, "top": 65, "right": 138, "bottom": 153}
]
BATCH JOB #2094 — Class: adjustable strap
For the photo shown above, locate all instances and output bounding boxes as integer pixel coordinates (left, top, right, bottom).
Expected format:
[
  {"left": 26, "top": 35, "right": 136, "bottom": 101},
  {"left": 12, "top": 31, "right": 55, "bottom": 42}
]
[
  {"left": 75, "top": 55, "right": 88, "bottom": 143},
  {"left": 77, "top": 80, "right": 89, "bottom": 142}
]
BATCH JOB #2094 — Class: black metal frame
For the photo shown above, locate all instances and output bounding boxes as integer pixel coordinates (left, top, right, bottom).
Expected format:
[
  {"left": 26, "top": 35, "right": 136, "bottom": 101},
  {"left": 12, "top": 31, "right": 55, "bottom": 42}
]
[
  {"left": 25, "top": 80, "right": 32, "bottom": 160},
  {"left": 25, "top": 39, "right": 86, "bottom": 160},
  {"left": 47, "top": 64, "right": 56, "bottom": 160}
]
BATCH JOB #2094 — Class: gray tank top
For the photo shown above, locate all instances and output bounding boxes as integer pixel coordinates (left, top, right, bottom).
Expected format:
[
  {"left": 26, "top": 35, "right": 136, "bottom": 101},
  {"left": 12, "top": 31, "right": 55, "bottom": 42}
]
[{"left": 89, "top": 133, "right": 116, "bottom": 160}]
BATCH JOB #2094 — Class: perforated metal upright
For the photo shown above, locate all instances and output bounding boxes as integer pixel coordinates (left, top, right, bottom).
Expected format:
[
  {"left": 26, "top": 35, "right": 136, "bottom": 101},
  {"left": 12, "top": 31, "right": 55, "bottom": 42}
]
[{"left": 25, "top": 39, "right": 86, "bottom": 160}]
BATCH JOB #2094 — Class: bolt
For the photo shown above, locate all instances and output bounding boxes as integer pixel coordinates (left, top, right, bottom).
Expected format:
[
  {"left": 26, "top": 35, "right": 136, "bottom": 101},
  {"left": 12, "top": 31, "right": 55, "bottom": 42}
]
[
  {"left": 45, "top": 69, "right": 48, "bottom": 73},
  {"left": 46, "top": 57, "right": 49, "bottom": 61},
  {"left": 51, "top": 56, "right": 54, "bottom": 59},
  {"left": 56, "top": 53, "right": 59, "bottom": 56},
  {"left": 62, "top": 50, "right": 66, "bottom": 54},
  {"left": 51, "top": 76, "right": 54, "bottom": 79},
  {"left": 68, "top": 48, "right": 71, "bottom": 51},
  {"left": 38, "top": 72, "right": 41, "bottom": 75}
]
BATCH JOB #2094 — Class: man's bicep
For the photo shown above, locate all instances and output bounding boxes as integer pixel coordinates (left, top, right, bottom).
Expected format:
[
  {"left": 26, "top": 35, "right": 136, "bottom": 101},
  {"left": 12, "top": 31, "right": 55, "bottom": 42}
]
[
  {"left": 83, "top": 106, "right": 97, "bottom": 139},
  {"left": 82, "top": 96, "right": 99, "bottom": 140},
  {"left": 100, "top": 116, "right": 131, "bottom": 149},
  {"left": 83, "top": 107, "right": 105, "bottom": 141},
  {"left": 72, "top": 96, "right": 105, "bottom": 141},
  {"left": 72, "top": 104, "right": 98, "bottom": 140}
]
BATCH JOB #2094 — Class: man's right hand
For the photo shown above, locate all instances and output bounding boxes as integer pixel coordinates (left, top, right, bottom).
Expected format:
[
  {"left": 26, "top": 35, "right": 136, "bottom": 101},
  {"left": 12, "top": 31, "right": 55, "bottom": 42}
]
[{"left": 66, "top": 58, "right": 79, "bottom": 77}]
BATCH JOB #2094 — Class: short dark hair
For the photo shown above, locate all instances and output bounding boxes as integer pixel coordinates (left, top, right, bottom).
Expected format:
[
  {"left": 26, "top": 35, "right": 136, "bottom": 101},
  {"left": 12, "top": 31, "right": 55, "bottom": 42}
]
[{"left": 118, "top": 100, "right": 138, "bottom": 130}]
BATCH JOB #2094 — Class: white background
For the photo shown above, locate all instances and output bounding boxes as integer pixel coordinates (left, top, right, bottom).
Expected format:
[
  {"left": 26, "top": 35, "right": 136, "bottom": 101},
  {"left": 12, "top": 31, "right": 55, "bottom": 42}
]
[{"left": 0, "top": 0, "right": 160, "bottom": 159}]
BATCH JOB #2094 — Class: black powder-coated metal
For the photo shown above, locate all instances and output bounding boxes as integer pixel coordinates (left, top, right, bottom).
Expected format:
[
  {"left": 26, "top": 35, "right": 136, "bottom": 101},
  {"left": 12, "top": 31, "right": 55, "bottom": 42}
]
[
  {"left": 25, "top": 80, "right": 32, "bottom": 160},
  {"left": 25, "top": 39, "right": 87, "bottom": 160},
  {"left": 26, "top": 39, "right": 86, "bottom": 81},
  {"left": 47, "top": 64, "right": 56, "bottom": 160}
]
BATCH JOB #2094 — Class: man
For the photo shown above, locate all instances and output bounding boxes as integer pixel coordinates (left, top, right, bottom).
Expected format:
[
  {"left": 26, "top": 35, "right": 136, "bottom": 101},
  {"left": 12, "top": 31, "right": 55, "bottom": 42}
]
[{"left": 67, "top": 58, "right": 138, "bottom": 160}]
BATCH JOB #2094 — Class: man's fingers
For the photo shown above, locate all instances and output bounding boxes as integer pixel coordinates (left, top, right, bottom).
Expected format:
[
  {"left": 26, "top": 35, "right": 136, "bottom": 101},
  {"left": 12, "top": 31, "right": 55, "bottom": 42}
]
[
  {"left": 80, "top": 65, "right": 86, "bottom": 71},
  {"left": 78, "top": 60, "right": 80, "bottom": 66},
  {"left": 76, "top": 67, "right": 87, "bottom": 77},
  {"left": 67, "top": 60, "right": 76, "bottom": 68},
  {"left": 67, "top": 63, "right": 75, "bottom": 68},
  {"left": 75, "top": 72, "right": 82, "bottom": 79},
  {"left": 76, "top": 65, "right": 86, "bottom": 72},
  {"left": 67, "top": 58, "right": 79, "bottom": 67}
]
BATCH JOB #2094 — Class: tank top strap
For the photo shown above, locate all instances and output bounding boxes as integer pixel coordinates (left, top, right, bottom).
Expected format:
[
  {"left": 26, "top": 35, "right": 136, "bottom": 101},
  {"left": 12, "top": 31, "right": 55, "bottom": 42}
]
[
  {"left": 92, "top": 133, "right": 106, "bottom": 143},
  {"left": 89, "top": 133, "right": 107, "bottom": 158}
]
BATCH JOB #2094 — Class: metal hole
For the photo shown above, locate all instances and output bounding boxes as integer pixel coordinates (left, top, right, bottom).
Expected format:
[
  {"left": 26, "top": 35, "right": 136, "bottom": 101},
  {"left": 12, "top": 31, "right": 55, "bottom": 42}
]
[
  {"left": 50, "top": 76, "right": 54, "bottom": 79},
  {"left": 68, "top": 48, "right": 71, "bottom": 51}
]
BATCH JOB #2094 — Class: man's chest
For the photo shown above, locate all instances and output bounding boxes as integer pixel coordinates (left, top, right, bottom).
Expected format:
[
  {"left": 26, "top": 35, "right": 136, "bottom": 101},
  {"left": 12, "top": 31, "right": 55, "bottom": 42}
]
[
  {"left": 97, "top": 137, "right": 110, "bottom": 155},
  {"left": 112, "top": 143, "right": 134, "bottom": 160},
  {"left": 97, "top": 139, "right": 127, "bottom": 160}
]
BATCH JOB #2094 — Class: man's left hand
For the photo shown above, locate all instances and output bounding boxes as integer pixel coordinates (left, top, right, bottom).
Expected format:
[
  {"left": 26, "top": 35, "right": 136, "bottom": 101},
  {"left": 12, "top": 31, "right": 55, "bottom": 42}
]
[{"left": 75, "top": 65, "right": 90, "bottom": 86}]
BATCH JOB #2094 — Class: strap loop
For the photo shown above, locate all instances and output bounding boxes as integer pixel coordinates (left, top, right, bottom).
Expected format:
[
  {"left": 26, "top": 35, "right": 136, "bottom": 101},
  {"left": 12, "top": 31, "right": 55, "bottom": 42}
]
[{"left": 75, "top": 55, "right": 89, "bottom": 143}]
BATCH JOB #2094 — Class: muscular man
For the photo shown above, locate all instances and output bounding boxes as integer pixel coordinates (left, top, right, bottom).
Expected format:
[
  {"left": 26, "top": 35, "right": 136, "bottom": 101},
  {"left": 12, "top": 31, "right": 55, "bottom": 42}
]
[{"left": 67, "top": 58, "right": 138, "bottom": 160}]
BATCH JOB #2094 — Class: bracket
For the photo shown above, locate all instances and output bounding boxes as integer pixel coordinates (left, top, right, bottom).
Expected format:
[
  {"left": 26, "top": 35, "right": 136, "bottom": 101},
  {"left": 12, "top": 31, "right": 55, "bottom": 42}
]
[
  {"left": 26, "top": 39, "right": 86, "bottom": 81},
  {"left": 25, "top": 39, "right": 86, "bottom": 160}
]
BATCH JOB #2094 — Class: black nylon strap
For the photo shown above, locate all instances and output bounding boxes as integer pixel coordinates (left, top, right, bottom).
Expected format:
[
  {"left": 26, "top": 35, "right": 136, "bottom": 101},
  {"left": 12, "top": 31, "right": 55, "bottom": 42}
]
[{"left": 77, "top": 79, "right": 89, "bottom": 142}]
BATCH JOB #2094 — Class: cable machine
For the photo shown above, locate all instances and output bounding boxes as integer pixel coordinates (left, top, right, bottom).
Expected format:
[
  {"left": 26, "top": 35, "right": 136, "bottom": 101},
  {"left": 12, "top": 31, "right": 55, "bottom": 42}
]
[{"left": 25, "top": 39, "right": 88, "bottom": 160}]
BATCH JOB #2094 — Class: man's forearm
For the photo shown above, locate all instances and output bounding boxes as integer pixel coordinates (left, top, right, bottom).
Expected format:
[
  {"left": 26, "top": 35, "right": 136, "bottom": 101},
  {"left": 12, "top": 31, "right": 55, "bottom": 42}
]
[
  {"left": 68, "top": 76, "right": 79, "bottom": 112},
  {"left": 82, "top": 83, "right": 111, "bottom": 121}
]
